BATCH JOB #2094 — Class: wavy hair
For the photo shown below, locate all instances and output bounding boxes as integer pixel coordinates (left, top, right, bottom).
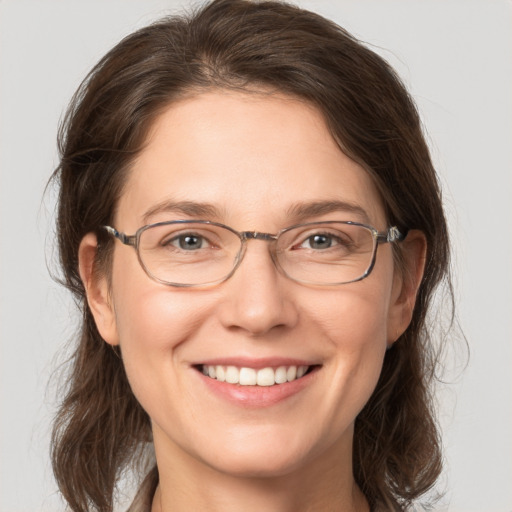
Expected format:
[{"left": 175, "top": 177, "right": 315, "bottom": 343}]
[{"left": 50, "top": 1, "right": 451, "bottom": 510}]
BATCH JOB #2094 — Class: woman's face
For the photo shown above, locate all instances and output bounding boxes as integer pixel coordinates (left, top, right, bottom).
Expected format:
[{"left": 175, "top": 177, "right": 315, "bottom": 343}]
[{"left": 86, "top": 90, "right": 410, "bottom": 479}]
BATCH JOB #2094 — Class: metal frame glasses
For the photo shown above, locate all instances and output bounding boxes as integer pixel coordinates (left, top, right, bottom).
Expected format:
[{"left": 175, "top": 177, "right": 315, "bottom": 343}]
[{"left": 103, "top": 220, "right": 404, "bottom": 287}]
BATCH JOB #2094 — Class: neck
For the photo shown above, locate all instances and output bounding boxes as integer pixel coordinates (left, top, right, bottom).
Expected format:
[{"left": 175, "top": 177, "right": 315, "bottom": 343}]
[{"left": 151, "top": 427, "right": 369, "bottom": 512}]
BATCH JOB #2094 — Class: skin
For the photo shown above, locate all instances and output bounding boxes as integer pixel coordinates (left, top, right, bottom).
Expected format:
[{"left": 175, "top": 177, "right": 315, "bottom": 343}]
[{"left": 79, "top": 90, "right": 426, "bottom": 512}]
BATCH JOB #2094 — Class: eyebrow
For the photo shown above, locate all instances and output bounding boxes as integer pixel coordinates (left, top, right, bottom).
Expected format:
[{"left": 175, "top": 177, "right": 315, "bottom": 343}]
[
  {"left": 286, "top": 200, "right": 371, "bottom": 224},
  {"left": 142, "top": 200, "right": 223, "bottom": 223},
  {"left": 141, "top": 199, "right": 371, "bottom": 225}
]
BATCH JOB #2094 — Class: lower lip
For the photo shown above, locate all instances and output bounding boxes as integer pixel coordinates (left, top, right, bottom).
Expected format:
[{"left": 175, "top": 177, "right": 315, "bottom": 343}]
[{"left": 196, "top": 368, "right": 319, "bottom": 408}]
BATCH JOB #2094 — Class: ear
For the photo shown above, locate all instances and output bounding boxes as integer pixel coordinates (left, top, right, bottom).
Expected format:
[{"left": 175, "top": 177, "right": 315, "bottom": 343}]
[
  {"left": 78, "top": 233, "right": 119, "bottom": 346},
  {"left": 387, "top": 229, "right": 427, "bottom": 346}
]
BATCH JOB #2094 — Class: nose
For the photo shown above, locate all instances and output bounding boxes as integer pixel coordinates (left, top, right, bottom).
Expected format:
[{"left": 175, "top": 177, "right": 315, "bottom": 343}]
[{"left": 217, "top": 240, "right": 299, "bottom": 336}]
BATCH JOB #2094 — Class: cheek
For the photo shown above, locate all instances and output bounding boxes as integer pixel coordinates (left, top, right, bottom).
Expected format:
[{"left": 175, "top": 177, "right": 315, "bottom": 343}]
[
  {"left": 108, "top": 251, "right": 212, "bottom": 399},
  {"left": 110, "top": 246, "right": 206, "bottom": 347},
  {"left": 316, "top": 280, "right": 391, "bottom": 350},
  {"left": 111, "top": 286, "right": 221, "bottom": 426},
  {"left": 310, "top": 280, "right": 392, "bottom": 413},
  {"left": 113, "top": 286, "right": 210, "bottom": 366},
  {"left": 330, "top": 296, "right": 388, "bottom": 393}
]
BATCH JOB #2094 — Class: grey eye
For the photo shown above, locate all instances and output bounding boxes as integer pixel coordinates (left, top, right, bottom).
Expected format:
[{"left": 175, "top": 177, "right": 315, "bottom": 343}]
[
  {"left": 302, "top": 234, "right": 338, "bottom": 250},
  {"left": 170, "top": 234, "right": 206, "bottom": 250}
]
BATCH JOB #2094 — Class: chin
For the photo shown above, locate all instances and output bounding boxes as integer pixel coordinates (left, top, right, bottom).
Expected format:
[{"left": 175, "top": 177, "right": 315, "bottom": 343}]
[
  {"left": 193, "top": 427, "right": 322, "bottom": 479},
  {"left": 205, "top": 450, "right": 308, "bottom": 479}
]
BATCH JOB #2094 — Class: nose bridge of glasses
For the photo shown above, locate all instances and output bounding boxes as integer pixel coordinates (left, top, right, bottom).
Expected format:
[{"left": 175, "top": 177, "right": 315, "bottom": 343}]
[
  {"left": 234, "top": 231, "right": 280, "bottom": 273},
  {"left": 240, "top": 231, "right": 278, "bottom": 242}
]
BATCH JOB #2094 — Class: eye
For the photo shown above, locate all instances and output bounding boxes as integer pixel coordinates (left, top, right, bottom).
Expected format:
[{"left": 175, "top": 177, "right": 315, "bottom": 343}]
[
  {"left": 166, "top": 233, "right": 208, "bottom": 250},
  {"left": 300, "top": 233, "right": 342, "bottom": 250}
]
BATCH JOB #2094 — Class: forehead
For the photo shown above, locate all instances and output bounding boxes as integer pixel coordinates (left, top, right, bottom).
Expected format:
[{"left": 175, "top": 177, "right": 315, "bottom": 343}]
[{"left": 117, "top": 90, "right": 385, "bottom": 230}]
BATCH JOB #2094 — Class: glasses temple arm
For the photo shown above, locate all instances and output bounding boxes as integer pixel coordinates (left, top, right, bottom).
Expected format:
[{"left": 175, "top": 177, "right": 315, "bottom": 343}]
[
  {"left": 376, "top": 226, "right": 406, "bottom": 244},
  {"left": 103, "top": 226, "right": 137, "bottom": 246}
]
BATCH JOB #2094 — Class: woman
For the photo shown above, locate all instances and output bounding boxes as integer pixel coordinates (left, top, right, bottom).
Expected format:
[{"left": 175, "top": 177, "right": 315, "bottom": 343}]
[{"left": 50, "top": 0, "right": 451, "bottom": 511}]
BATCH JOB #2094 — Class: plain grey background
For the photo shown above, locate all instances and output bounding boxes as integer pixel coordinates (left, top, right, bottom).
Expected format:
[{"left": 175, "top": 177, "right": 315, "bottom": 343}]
[{"left": 1, "top": 1, "right": 511, "bottom": 511}]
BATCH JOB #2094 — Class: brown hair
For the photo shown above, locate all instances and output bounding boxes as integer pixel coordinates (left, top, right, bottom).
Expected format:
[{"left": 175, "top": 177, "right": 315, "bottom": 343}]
[{"left": 51, "top": 1, "right": 451, "bottom": 510}]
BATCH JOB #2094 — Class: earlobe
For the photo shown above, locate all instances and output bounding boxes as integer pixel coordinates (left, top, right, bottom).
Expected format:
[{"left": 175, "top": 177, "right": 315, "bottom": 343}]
[
  {"left": 78, "top": 233, "right": 119, "bottom": 346},
  {"left": 387, "top": 229, "right": 427, "bottom": 346}
]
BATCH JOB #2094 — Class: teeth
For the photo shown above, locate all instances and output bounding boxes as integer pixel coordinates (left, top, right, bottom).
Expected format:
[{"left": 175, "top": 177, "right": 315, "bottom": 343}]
[
  {"left": 225, "top": 366, "right": 239, "bottom": 384},
  {"left": 256, "top": 367, "right": 274, "bottom": 386},
  {"left": 275, "top": 366, "right": 287, "bottom": 384},
  {"left": 216, "top": 365, "right": 225, "bottom": 382},
  {"left": 201, "top": 364, "right": 310, "bottom": 386},
  {"left": 239, "top": 367, "right": 257, "bottom": 385},
  {"left": 286, "top": 365, "right": 297, "bottom": 381}
]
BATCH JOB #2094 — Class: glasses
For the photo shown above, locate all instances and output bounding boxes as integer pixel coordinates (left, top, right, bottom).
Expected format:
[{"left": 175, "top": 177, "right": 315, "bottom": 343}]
[{"left": 103, "top": 220, "right": 404, "bottom": 287}]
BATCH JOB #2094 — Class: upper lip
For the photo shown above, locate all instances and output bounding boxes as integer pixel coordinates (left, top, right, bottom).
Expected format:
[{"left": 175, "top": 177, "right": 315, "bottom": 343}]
[{"left": 193, "top": 357, "right": 320, "bottom": 369}]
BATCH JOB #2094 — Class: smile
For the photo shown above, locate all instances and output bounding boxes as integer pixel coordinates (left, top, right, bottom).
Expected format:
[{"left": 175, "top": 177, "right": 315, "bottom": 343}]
[{"left": 201, "top": 365, "right": 311, "bottom": 386}]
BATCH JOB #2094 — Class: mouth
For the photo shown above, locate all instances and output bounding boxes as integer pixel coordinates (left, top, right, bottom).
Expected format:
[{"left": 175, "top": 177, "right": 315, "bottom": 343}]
[{"left": 196, "top": 364, "right": 317, "bottom": 387}]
